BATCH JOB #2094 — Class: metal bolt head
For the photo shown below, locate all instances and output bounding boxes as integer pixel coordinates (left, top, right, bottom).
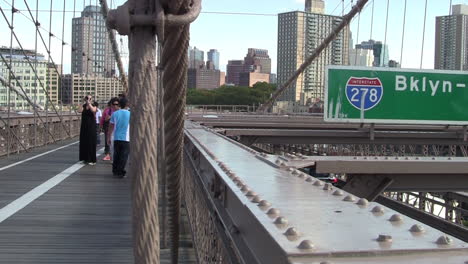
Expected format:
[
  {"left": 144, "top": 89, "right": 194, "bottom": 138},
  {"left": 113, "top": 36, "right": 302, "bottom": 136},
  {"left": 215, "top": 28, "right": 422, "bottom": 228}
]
[
  {"left": 251, "top": 195, "right": 261, "bottom": 203},
  {"left": 246, "top": 190, "right": 257, "bottom": 197},
  {"left": 274, "top": 216, "right": 288, "bottom": 225},
  {"left": 389, "top": 214, "right": 403, "bottom": 222},
  {"left": 258, "top": 200, "right": 271, "bottom": 207},
  {"left": 297, "top": 240, "right": 315, "bottom": 250},
  {"left": 240, "top": 186, "right": 250, "bottom": 192},
  {"left": 355, "top": 199, "right": 367, "bottom": 207},
  {"left": 280, "top": 161, "right": 287, "bottom": 166},
  {"left": 284, "top": 227, "right": 299, "bottom": 236},
  {"left": 305, "top": 177, "right": 313, "bottom": 182},
  {"left": 343, "top": 195, "right": 356, "bottom": 202},
  {"left": 332, "top": 190, "right": 344, "bottom": 196},
  {"left": 287, "top": 168, "right": 294, "bottom": 172},
  {"left": 323, "top": 183, "right": 332, "bottom": 191},
  {"left": 409, "top": 224, "right": 424, "bottom": 233},
  {"left": 275, "top": 159, "right": 282, "bottom": 164},
  {"left": 292, "top": 169, "right": 299, "bottom": 175},
  {"left": 371, "top": 206, "right": 385, "bottom": 214},
  {"left": 267, "top": 208, "right": 280, "bottom": 216},
  {"left": 436, "top": 235, "right": 452, "bottom": 245},
  {"left": 313, "top": 180, "right": 324, "bottom": 186},
  {"left": 377, "top": 234, "right": 392, "bottom": 242}
]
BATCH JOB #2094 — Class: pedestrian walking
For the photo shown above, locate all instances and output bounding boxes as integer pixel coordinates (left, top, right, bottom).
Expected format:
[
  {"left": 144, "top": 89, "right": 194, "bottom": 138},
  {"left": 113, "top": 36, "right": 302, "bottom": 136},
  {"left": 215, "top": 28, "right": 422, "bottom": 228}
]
[
  {"left": 108, "top": 97, "right": 130, "bottom": 178},
  {"left": 101, "top": 98, "right": 119, "bottom": 161}
]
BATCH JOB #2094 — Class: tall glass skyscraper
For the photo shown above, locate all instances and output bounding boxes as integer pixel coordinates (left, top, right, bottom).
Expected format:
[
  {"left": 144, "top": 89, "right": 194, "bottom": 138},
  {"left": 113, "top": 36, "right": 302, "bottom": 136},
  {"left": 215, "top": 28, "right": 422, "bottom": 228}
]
[
  {"left": 188, "top": 46, "right": 205, "bottom": 69},
  {"left": 71, "top": 6, "right": 115, "bottom": 76},
  {"left": 207, "top": 49, "right": 220, "bottom": 70}
]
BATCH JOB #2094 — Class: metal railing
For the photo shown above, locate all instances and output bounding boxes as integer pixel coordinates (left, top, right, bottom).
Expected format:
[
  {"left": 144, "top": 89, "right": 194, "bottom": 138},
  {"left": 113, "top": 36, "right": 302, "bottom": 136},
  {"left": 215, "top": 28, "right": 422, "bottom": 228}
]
[{"left": 0, "top": 113, "right": 81, "bottom": 156}]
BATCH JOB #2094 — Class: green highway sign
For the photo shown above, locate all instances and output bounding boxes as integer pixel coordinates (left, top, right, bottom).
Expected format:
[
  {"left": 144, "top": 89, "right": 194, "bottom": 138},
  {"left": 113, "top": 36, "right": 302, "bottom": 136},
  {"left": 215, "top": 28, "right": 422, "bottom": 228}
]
[{"left": 324, "top": 66, "right": 468, "bottom": 125}]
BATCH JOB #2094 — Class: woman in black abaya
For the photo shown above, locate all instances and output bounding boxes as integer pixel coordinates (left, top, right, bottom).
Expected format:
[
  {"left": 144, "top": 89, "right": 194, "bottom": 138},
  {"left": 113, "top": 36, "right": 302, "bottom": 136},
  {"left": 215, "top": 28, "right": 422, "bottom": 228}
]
[{"left": 78, "top": 95, "right": 97, "bottom": 165}]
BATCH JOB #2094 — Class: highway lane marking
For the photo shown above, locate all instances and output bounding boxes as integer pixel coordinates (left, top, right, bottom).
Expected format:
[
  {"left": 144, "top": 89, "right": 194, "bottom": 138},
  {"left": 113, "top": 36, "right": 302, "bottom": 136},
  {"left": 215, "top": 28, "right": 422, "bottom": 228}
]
[
  {"left": 0, "top": 148, "right": 104, "bottom": 223},
  {"left": 0, "top": 141, "right": 79, "bottom": 171}
]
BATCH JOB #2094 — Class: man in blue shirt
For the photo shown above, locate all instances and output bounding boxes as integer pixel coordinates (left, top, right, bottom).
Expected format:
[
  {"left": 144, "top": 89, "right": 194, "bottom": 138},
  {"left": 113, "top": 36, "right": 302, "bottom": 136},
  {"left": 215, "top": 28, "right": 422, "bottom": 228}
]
[{"left": 108, "top": 98, "right": 130, "bottom": 178}]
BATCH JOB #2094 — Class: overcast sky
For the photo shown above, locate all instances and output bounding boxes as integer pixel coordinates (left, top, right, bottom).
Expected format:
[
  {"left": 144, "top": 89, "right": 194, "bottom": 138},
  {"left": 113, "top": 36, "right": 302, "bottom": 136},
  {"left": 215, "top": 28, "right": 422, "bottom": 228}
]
[{"left": 1, "top": 0, "right": 467, "bottom": 74}]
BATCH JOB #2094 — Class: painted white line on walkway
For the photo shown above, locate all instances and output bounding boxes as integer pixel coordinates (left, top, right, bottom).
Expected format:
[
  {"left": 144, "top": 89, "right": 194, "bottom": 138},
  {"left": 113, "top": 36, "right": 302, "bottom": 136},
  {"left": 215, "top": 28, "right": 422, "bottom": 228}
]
[
  {"left": 0, "top": 148, "right": 104, "bottom": 224},
  {"left": 0, "top": 141, "right": 79, "bottom": 172}
]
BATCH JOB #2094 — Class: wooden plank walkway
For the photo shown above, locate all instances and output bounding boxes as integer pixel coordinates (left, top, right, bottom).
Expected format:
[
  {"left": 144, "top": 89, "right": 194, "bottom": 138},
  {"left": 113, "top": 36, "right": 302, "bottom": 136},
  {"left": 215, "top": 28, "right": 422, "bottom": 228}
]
[{"left": 0, "top": 138, "right": 196, "bottom": 263}]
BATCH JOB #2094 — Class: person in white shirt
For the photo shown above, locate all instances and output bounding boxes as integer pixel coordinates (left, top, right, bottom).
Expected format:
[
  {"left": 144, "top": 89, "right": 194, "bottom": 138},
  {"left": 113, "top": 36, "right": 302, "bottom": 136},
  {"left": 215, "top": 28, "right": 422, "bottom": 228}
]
[{"left": 93, "top": 102, "right": 102, "bottom": 145}]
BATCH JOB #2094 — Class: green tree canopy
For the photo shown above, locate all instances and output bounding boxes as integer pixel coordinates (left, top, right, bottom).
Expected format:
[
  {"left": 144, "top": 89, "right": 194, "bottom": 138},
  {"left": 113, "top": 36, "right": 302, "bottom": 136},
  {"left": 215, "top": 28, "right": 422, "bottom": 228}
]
[{"left": 187, "top": 82, "right": 276, "bottom": 105}]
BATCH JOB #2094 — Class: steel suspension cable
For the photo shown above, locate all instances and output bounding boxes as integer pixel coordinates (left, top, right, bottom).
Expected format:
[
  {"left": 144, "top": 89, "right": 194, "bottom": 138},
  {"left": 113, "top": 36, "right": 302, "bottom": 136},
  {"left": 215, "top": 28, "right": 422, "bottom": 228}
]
[
  {"left": 420, "top": 0, "right": 428, "bottom": 69},
  {"left": 399, "top": 0, "right": 407, "bottom": 68},
  {"left": 6, "top": 0, "right": 15, "bottom": 157},
  {"left": 46, "top": 0, "right": 53, "bottom": 143},
  {"left": 20, "top": 2, "right": 74, "bottom": 134},
  {"left": 60, "top": 0, "right": 66, "bottom": 115},
  {"left": 354, "top": 11, "right": 361, "bottom": 66},
  {"left": 120, "top": 0, "right": 159, "bottom": 263},
  {"left": 98, "top": 0, "right": 128, "bottom": 92},
  {"left": 0, "top": 6, "right": 69, "bottom": 138},
  {"left": 0, "top": 54, "right": 57, "bottom": 142},
  {"left": 34, "top": 0, "right": 39, "bottom": 146},
  {"left": 449, "top": 0, "right": 453, "bottom": 15},
  {"left": 86, "top": 0, "right": 91, "bottom": 76},
  {"left": 382, "top": 0, "right": 390, "bottom": 67},
  {"left": 369, "top": 0, "right": 374, "bottom": 40}
]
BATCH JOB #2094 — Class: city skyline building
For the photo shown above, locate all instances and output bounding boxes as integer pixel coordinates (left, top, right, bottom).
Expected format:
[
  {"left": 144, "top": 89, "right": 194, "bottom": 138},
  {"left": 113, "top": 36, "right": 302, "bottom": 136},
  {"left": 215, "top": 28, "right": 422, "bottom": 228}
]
[
  {"left": 435, "top": 4, "right": 468, "bottom": 71},
  {"left": 207, "top": 49, "right": 220, "bottom": 70},
  {"left": 0, "top": 47, "right": 50, "bottom": 110},
  {"left": 349, "top": 48, "right": 374, "bottom": 67},
  {"left": 187, "top": 61, "right": 225, "bottom": 90},
  {"left": 62, "top": 74, "right": 123, "bottom": 105},
  {"left": 226, "top": 60, "right": 245, "bottom": 85},
  {"left": 305, "top": 0, "right": 325, "bottom": 14},
  {"left": 355, "top": 39, "right": 389, "bottom": 67},
  {"left": 244, "top": 48, "right": 272, "bottom": 74},
  {"left": 188, "top": 46, "right": 205, "bottom": 69},
  {"left": 71, "top": 6, "right": 115, "bottom": 77},
  {"left": 277, "top": 2, "right": 350, "bottom": 104}
]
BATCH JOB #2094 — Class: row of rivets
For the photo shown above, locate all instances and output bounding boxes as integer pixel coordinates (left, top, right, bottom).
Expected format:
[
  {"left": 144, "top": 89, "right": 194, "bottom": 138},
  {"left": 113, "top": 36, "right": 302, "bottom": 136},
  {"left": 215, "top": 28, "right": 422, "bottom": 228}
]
[{"left": 289, "top": 169, "right": 447, "bottom": 246}]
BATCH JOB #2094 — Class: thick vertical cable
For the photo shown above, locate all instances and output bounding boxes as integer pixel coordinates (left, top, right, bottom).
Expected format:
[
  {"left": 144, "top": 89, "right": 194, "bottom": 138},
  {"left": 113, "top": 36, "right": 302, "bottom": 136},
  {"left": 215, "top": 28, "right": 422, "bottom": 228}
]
[
  {"left": 382, "top": 0, "right": 390, "bottom": 67},
  {"left": 354, "top": 12, "right": 361, "bottom": 66},
  {"left": 7, "top": 0, "right": 16, "bottom": 156},
  {"left": 420, "top": 0, "right": 428, "bottom": 69},
  {"left": 162, "top": 0, "right": 193, "bottom": 261},
  {"left": 449, "top": 0, "right": 453, "bottom": 15},
  {"left": 124, "top": 0, "right": 160, "bottom": 263},
  {"left": 46, "top": 0, "right": 53, "bottom": 144},
  {"left": 98, "top": 0, "right": 129, "bottom": 92},
  {"left": 369, "top": 0, "right": 374, "bottom": 40},
  {"left": 60, "top": 0, "right": 66, "bottom": 137},
  {"left": 399, "top": 0, "right": 407, "bottom": 68},
  {"left": 34, "top": 0, "right": 39, "bottom": 146}
]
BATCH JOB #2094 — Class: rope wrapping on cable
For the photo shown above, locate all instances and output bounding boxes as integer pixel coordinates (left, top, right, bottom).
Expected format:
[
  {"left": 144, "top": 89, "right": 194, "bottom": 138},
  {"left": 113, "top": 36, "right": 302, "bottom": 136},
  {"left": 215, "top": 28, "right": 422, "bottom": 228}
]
[
  {"left": 126, "top": 0, "right": 160, "bottom": 263},
  {"left": 161, "top": 1, "right": 192, "bottom": 262}
]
